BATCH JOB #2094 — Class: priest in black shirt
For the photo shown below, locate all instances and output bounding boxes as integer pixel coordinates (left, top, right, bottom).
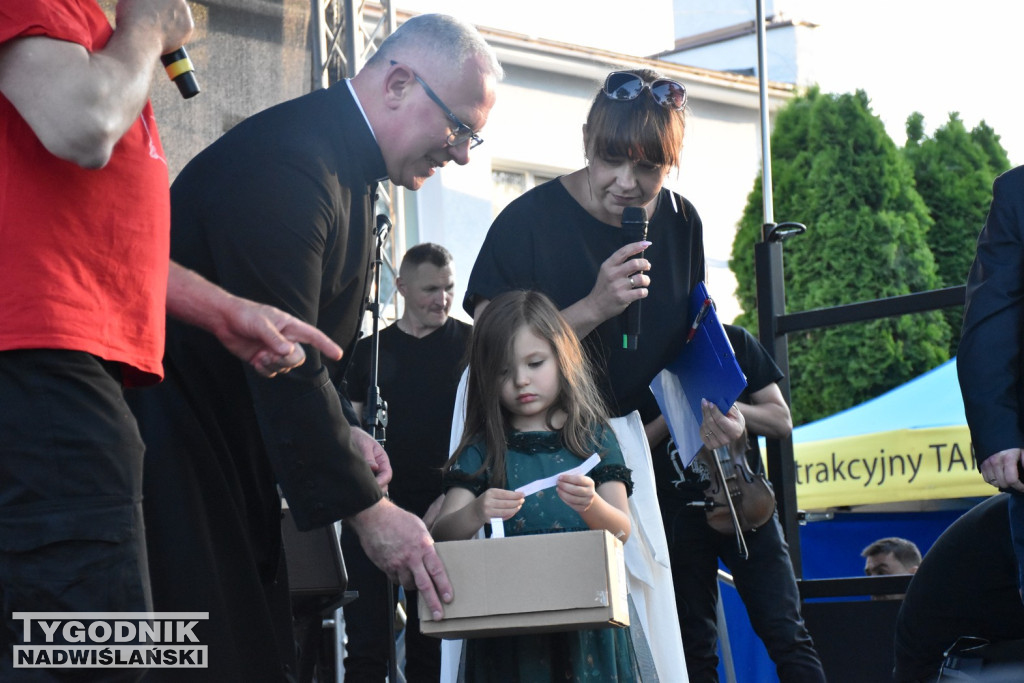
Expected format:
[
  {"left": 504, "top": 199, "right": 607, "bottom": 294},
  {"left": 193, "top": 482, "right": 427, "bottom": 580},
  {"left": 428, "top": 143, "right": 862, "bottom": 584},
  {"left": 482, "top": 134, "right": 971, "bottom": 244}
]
[{"left": 128, "top": 14, "right": 501, "bottom": 682}]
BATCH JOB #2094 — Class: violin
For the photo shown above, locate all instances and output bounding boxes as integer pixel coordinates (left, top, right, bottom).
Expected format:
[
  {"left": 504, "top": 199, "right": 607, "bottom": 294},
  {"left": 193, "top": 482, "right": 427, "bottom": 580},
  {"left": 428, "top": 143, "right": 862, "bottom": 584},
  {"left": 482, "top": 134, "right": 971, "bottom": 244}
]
[{"left": 696, "top": 443, "right": 776, "bottom": 558}]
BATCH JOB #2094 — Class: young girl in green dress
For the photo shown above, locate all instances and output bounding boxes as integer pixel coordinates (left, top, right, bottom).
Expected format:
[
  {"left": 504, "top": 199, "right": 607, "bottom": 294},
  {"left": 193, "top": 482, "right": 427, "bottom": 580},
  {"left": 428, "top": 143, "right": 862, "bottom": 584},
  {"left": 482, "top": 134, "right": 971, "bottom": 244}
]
[{"left": 432, "top": 290, "right": 637, "bottom": 682}]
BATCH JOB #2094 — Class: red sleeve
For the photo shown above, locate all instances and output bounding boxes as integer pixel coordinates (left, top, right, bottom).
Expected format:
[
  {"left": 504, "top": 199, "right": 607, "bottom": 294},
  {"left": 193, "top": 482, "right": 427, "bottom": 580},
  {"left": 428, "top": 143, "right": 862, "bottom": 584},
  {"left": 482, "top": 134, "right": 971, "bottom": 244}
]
[{"left": 0, "top": 0, "right": 112, "bottom": 50}]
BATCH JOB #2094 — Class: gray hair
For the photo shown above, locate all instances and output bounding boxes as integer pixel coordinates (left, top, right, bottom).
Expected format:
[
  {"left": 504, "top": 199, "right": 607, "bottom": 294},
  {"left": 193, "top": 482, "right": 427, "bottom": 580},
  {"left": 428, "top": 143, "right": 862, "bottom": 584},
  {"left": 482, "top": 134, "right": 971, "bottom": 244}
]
[{"left": 366, "top": 13, "right": 503, "bottom": 80}]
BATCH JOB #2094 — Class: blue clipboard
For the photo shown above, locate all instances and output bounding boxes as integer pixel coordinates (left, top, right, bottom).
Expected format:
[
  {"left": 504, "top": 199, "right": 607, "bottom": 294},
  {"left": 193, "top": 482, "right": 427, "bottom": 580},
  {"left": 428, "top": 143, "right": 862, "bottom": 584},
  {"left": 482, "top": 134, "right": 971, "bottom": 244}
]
[{"left": 649, "top": 282, "right": 747, "bottom": 466}]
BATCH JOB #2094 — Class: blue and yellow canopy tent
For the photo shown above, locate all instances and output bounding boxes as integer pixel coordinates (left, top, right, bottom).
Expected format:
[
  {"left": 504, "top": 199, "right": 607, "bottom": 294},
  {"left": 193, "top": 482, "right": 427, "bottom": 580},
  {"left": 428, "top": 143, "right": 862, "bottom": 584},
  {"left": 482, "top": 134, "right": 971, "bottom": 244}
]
[
  {"left": 791, "top": 358, "right": 990, "bottom": 509},
  {"left": 721, "top": 359, "right": 990, "bottom": 681},
  {"left": 787, "top": 357, "right": 990, "bottom": 581}
]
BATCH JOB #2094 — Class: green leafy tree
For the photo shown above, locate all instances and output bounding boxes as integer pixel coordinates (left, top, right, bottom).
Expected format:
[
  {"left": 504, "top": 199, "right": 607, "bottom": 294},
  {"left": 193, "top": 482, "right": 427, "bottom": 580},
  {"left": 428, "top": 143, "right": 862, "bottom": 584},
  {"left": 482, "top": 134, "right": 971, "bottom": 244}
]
[
  {"left": 971, "top": 120, "right": 1011, "bottom": 174},
  {"left": 730, "top": 88, "right": 950, "bottom": 424},
  {"left": 903, "top": 112, "right": 1010, "bottom": 355}
]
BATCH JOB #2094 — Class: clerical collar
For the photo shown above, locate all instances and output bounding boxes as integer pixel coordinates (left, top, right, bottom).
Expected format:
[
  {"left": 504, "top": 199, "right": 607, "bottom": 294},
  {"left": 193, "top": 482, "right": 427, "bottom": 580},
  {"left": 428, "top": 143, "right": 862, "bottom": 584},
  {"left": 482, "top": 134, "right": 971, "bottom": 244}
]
[
  {"left": 346, "top": 80, "right": 389, "bottom": 184},
  {"left": 346, "top": 79, "right": 374, "bottom": 139}
]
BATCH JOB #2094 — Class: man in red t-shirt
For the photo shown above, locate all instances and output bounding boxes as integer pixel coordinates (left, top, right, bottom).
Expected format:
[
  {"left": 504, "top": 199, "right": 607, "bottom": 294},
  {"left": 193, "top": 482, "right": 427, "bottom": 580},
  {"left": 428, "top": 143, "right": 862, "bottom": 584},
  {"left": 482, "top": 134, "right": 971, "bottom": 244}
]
[{"left": 0, "top": 2, "right": 342, "bottom": 679}]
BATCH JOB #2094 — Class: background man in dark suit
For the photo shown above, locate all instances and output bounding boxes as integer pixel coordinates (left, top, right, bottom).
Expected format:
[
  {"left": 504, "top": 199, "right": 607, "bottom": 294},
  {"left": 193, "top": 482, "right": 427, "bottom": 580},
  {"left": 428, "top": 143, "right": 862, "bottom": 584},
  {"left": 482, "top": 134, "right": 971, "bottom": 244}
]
[
  {"left": 127, "top": 13, "right": 501, "bottom": 681},
  {"left": 959, "top": 165, "right": 1024, "bottom": 602}
]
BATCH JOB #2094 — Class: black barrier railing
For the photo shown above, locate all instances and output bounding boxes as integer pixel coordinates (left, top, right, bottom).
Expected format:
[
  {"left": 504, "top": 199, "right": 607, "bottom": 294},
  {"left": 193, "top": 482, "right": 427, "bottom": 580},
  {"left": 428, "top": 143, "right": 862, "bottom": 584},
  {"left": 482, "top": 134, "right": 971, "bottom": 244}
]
[
  {"left": 797, "top": 574, "right": 913, "bottom": 599},
  {"left": 753, "top": 225, "right": 967, "bottom": 575},
  {"left": 799, "top": 576, "right": 911, "bottom": 683},
  {"left": 777, "top": 286, "right": 966, "bottom": 336}
]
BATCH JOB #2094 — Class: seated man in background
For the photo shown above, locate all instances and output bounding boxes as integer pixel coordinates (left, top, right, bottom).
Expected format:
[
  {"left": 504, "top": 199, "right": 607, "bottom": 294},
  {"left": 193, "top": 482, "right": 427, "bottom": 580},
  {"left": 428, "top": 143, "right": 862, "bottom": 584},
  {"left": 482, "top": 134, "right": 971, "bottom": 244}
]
[
  {"left": 893, "top": 494, "right": 1024, "bottom": 682},
  {"left": 862, "top": 537, "right": 922, "bottom": 576}
]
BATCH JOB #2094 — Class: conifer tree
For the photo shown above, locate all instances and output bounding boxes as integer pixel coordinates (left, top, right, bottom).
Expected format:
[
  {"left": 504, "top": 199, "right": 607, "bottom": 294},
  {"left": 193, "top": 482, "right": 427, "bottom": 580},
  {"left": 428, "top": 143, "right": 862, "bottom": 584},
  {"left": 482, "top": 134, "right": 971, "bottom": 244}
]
[
  {"left": 971, "top": 120, "right": 1011, "bottom": 174},
  {"left": 730, "top": 88, "right": 950, "bottom": 424},
  {"left": 903, "top": 113, "right": 1011, "bottom": 355}
]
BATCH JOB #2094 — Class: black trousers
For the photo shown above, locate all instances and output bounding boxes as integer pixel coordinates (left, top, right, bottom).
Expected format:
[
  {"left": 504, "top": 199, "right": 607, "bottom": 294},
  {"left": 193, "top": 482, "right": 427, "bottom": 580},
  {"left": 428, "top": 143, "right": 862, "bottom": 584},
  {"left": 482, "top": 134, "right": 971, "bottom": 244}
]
[
  {"left": 0, "top": 349, "right": 151, "bottom": 682},
  {"left": 663, "top": 502, "right": 825, "bottom": 683}
]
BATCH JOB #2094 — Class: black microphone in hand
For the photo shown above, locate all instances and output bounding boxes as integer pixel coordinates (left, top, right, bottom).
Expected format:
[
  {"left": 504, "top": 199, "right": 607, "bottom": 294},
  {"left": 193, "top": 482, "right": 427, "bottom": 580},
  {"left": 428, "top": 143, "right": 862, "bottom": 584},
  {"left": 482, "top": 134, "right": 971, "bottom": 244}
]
[
  {"left": 161, "top": 47, "right": 200, "bottom": 99},
  {"left": 621, "top": 206, "right": 648, "bottom": 351}
]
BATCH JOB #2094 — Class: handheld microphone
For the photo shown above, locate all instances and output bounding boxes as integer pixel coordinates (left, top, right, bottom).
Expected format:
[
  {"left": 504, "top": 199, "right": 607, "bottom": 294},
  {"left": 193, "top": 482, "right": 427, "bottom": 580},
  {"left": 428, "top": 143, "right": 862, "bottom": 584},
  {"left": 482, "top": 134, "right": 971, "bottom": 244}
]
[
  {"left": 161, "top": 47, "right": 200, "bottom": 99},
  {"left": 621, "top": 206, "right": 648, "bottom": 350}
]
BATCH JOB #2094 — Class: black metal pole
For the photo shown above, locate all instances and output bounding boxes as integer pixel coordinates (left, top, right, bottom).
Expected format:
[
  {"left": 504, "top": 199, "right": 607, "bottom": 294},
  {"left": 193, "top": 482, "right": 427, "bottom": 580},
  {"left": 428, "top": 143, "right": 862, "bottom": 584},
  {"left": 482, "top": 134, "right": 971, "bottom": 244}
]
[
  {"left": 365, "top": 213, "right": 398, "bottom": 683},
  {"left": 366, "top": 214, "right": 391, "bottom": 446},
  {"left": 755, "top": 230, "right": 802, "bottom": 575}
]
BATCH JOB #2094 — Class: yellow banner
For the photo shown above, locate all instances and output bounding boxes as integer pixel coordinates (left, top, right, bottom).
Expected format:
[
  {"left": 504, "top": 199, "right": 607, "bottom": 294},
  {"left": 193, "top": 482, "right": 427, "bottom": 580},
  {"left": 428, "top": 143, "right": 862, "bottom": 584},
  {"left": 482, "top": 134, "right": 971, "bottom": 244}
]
[{"left": 790, "top": 426, "right": 994, "bottom": 509}]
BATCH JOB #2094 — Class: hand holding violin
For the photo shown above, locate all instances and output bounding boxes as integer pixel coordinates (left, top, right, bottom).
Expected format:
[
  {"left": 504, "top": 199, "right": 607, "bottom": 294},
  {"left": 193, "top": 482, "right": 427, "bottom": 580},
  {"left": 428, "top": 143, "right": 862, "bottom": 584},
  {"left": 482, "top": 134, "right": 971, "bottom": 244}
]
[{"left": 696, "top": 398, "right": 775, "bottom": 542}]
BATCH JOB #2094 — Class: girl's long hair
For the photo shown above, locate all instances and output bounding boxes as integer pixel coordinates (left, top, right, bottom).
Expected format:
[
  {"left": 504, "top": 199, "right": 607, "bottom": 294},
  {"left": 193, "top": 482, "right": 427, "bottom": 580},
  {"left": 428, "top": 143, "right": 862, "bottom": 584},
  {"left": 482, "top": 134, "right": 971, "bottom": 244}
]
[{"left": 447, "top": 290, "right": 611, "bottom": 488}]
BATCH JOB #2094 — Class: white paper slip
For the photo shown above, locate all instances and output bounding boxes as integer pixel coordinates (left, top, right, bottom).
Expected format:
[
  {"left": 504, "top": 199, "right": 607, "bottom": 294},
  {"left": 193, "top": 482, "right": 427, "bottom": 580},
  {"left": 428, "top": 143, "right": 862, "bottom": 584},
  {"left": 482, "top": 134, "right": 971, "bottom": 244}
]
[
  {"left": 489, "top": 517, "right": 505, "bottom": 538},
  {"left": 489, "top": 453, "right": 602, "bottom": 538},
  {"left": 516, "top": 453, "right": 602, "bottom": 497}
]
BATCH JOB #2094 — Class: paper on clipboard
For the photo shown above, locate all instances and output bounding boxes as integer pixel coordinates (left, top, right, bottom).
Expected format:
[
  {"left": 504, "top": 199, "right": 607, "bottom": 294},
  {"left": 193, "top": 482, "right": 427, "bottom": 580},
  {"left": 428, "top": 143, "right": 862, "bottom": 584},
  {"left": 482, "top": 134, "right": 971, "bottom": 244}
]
[{"left": 650, "top": 282, "right": 747, "bottom": 467}]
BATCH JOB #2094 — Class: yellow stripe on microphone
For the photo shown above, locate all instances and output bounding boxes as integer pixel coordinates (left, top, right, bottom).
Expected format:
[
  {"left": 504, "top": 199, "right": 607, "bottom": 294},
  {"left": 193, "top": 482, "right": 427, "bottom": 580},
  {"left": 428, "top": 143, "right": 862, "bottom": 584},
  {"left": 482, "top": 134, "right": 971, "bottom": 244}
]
[{"left": 164, "top": 56, "right": 194, "bottom": 80}]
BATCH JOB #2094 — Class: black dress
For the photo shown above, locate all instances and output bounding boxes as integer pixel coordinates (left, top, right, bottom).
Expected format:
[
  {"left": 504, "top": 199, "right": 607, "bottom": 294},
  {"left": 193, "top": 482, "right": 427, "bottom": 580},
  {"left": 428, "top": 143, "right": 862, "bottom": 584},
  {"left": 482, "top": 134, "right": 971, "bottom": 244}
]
[{"left": 464, "top": 178, "right": 706, "bottom": 419}]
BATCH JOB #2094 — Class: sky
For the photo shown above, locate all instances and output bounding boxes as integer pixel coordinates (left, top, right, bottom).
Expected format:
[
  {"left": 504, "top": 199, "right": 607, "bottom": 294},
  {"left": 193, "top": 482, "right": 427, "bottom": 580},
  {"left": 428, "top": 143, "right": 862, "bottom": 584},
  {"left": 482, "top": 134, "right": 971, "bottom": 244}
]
[
  {"left": 402, "top": 0, "right": 1023, "bottom": 167},
  {"left": 785, "top": 0, "right": 1023, "bottom": 166}
]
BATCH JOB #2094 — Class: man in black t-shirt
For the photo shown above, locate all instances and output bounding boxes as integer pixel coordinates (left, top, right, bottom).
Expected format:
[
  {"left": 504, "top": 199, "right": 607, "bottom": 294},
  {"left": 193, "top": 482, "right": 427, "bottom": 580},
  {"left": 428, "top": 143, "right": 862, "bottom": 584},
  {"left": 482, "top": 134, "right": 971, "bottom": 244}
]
[
  {"left": 342, "top": 243, "right": 472, "bottom": 683},
  {"left": 659, "top": 324, "right": 826, "bottom": 683}
]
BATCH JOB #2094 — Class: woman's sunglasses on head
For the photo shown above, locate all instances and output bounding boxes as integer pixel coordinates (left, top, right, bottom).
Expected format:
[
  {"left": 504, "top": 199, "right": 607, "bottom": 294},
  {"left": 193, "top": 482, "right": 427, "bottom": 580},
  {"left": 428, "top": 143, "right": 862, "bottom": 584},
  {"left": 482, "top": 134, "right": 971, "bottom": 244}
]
[{"left": 603, "top": 72, "right": 687, "bottom": 111}]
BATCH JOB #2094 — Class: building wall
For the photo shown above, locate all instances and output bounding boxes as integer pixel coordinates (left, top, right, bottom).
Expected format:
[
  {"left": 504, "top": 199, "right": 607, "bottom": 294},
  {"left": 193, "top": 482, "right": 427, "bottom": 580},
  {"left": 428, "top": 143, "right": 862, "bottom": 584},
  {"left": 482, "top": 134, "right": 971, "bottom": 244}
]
[
  {"left": 397, "top": 0, "right": 677, "bottom": 57},
  {"left": 671, "top": 99, "right": 768, "bottom": 324},
  {"left": 148, "top": 0, "right": 315, "bottom": 180},
  {"left": 662, "top": 26, "right": 801, "bottom": 83},
  {"left": 413, "top": 61, "right": 776, "bottom": 324},
  {"left": 674, "top": 0, "right": 776, "bottom": 37},
  {"left": 413, "top": 64, "right": 597, "bottom": 321},
  {"left": 667, "top": 0, "right": 823, "bottom": 88},
  {"left": 143, "top": 2, "right": 783, "bottom": 326}
]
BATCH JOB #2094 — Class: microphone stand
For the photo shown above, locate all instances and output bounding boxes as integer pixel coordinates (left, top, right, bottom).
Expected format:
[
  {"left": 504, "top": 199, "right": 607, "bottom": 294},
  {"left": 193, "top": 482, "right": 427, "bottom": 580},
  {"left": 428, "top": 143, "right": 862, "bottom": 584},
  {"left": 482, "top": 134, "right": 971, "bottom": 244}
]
[
  {"left": 365, "top": 213, "right": 398, "bottom": 683},
  {"left": 366, "top": 214, "right": 390, "bottom": 455}
]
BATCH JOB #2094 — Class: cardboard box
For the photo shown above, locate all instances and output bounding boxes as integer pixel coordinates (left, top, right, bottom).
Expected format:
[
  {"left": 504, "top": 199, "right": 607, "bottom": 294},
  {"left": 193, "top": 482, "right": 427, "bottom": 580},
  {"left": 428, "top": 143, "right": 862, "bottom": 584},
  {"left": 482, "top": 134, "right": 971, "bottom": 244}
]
[{"left": 419, "top": 529, "right": 628, "bottom": 639}]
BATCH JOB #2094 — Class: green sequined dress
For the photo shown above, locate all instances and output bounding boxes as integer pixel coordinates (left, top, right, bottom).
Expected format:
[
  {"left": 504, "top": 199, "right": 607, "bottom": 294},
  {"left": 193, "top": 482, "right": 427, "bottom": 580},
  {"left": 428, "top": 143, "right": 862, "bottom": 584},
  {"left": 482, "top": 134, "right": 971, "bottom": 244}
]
[{"left": 442, "top": 428, "right": 637, "bottom": 682}]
